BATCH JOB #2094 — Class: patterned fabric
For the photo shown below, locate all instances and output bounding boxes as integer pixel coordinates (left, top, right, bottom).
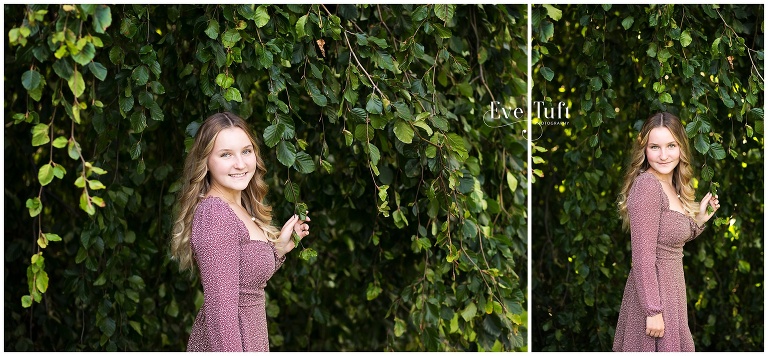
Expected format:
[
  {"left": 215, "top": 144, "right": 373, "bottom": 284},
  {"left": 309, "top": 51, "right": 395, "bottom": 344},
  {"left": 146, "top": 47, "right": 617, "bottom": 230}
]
[
  {"left": 186, "top": 197, "right": 285, "bottom": 352},
  {"left": 613, "top": 171, "right": 706, "bottom": 352}
]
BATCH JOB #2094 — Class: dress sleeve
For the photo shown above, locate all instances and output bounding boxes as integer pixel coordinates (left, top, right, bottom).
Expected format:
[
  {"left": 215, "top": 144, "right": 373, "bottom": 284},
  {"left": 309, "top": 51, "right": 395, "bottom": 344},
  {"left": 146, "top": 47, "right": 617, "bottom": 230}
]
[
  {"left": 191, "top": 200, "right": 243, "bottom": 352},
  {"left": 273, "top": 243, "right": 286, "bottom": 271},
  {"left": 690, "top": 219, "right": 706, "bottom": 239},
  {"left": 627, "top": 176, "right": 664, "bottom": 317}
]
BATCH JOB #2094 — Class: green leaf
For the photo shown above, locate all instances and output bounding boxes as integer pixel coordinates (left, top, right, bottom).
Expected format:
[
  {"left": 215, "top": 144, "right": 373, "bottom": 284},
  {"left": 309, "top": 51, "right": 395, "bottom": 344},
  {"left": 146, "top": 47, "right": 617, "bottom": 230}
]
[
  {"left": 295, "top": 15, "right": 308, "bottom": 38},
  {"left": 22, "top": 70, "right": 42, "bottom": 90},
  {"left": 284, "top": 182, "right": 300, "bottom": 203},
  {"left": 72, "top": 42, "right": 96, "bottom": 65},
  {"left": 224, "top": 87, "right": 243, "bottom": 102},
  {"left": 394, "top": 318, "right": 406, "bottom": 337},
  {"left": 701, "top": 165, "right": 714, "bottom": 181},
  {"left": 659, "top": 92, "right": 673, "bottom": 104},
  {"left": 711, "top": 37, "right": 722, "bottom": 56},
  {"left": 31, "top": 124, "right": 50, "bottom": 146},
  {"left": 119, "top": 96, "right": 134, "bottom": 114},
  {"left": 45, "top": 233, "right": 62, "bottom": 242},
  {"left": 709, "top": 142, "right": 726, "bottom": 160},
  {"left": 445, "top": 133, "right": 468, "bottom": 161},
  {"left": 38, "top": 164, "right": 54, "bottom": 186},
  {"left": 68, "top": 71, "right": 85, "bottom": 98},
  {"left": 298, "top": 248, "right": 317, "bottom": 261},
  {"left": 276, "top": 141, "right": 297, "bottom": 167},
  {"left": 461, "top": 302, "right": 477, "bottom": 321},
  {"left": 394, "top": 119, "right": 415, "bottom": 144},
  {"left": 366, "top": 95, "right": 383, "bottom": 114},
  {"left": 65, "top": 138, "right": 80, "bottom": 160},
  {"left": 543, "top": 4, "right": 562, "bottom": 21},
  {"left": 215, "top": 73, "right": 234, "bottom": 89},
  {"left": 93, "top": 5, "right": 112, "bottom": 34},
  {"left": 366, "top": 283, "right": 383, "bottom": 300},
  {"left": 263, "top": 124, "right": 284, "bottom": 148},
  {"left": 130, "top": 111, "right": 147, "bottom": 133},
  {"left": 738, "top": 260, "right": 751, "bottom": 273},
  {"left": 621, "top": 16, "right": 634, "bottom": 30},
  {"left": 462, "top": 219, "right": 478, "bottom": 238},
  {"left": 694, "top": 134, "right": 710, "bottom": 154},
  {"left": 35, "top": 271, "right": 49, "bottom": 293},
  {"left": 589, "top": 77, "right": 602, "bottom": 91},
  {"left": 343, "top": 129, "right": 353, "bottom": 146},
  {"left": 53, "top": 164, "right": 66, "bottom": 179},
  {"left": 129, "top": 321, "right": 143, "bottom": 336},
  {"left": 88, "top": 61, "right": 108, "bottom": 81},
  {"left": 680, "top": 29, "right": 692, "bottom": 47},
  {"left": 21, "top": 295, "right": 32, "bottom": 308},
  {"left": 368, "top": 143, "right": 380, "bottom": 166},
  {"left": 204, "top": 19, "right": 220, "bottom": 40},
  {"left": 221, "top": 29, "right": 242, "bottom": 48},
  {"left": 349, "top": 108, "right": 368, "bottom": 123},
  {"left": 132, "top": 65, "right": 150, "bottom": 86},
  {"left": 434, "top": 4, "right": 456, "bottom": 22},
  {"left": 506, "top": 171, "right": 518, "bottom": 193},
  {"left": 294, "top": 152, "right": 316, "bottom": 174},
  {"left": 88, "top": 180, "right": 106, "bottom": 190},
  {"left": 26, "top": 197, "right": 42, "bottom": 217},
  {"left": 540, "top": 66, "right": 554, "bottom": 81},
  {"left": 254, "top": 5, "right": 270, "bottom": 28}
]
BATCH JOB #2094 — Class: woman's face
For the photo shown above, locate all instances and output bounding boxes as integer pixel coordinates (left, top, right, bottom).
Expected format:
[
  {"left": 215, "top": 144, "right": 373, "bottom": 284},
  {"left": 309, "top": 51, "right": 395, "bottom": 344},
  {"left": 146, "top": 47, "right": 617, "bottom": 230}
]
[
  {"left": 206, "top": 127, "right": 257, "bottom": 195},
  {"left": 645, "top": 126, "right": 680, "bottom": 177}
]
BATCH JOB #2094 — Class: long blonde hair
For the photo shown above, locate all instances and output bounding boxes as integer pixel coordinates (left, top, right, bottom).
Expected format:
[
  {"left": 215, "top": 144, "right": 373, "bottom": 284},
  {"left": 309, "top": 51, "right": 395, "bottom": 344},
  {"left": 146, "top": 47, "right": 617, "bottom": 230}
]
[
  {"left": 171, "top": 112, "right": 279, "bottom": 272},
  {"left": 617, "top": 112, "right": 697, "bottom": 231}
]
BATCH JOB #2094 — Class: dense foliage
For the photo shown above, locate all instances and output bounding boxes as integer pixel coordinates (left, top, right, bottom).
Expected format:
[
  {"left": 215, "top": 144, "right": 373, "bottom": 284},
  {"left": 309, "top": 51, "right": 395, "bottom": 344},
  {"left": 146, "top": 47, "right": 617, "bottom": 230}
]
[
  {"left": 531, "top": 4, "right": 763, "bottom": 351},
  {"left": 4, "top": 4, "right": 526, "bottom": 351}
]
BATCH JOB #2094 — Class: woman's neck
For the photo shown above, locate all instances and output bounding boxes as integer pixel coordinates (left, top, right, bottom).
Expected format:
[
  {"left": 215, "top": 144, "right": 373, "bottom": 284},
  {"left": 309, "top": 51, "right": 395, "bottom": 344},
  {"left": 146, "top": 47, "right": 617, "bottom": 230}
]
[
  {"left": 647, "top": 168, "right": 673, "bottom": 186},
  {"left": 209, "top": 185, "right": 242, "bottom": 206}
]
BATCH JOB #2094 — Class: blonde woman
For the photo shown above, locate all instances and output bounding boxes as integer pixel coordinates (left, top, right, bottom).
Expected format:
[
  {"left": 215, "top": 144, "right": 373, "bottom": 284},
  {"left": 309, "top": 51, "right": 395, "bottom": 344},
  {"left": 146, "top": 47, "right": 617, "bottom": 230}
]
[
  {"left": 171, "top": 112, "right": 310, "bottom": 351},
  {"left": 613, "top": 112, "right": 720, "bottom": 352}
]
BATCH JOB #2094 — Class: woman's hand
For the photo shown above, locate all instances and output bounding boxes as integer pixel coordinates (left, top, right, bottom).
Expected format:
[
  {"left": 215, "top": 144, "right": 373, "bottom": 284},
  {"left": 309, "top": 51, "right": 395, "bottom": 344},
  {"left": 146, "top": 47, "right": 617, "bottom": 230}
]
[
  {"left": 274, "top": 212, "right": 310, "bottom": 257},
  {"left": 694, "top": 192, "right": 720, "bottom": 226},
  {"left": 646, "top": 313, "right": 665, "bottom": 338}
]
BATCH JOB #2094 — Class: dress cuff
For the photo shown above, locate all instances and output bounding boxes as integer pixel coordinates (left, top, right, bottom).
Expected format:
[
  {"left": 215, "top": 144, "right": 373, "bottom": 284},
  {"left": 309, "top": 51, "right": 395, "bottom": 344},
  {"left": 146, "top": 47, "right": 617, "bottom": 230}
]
[{"left": 273, "top": 244, "right": 286, "bottom": 271}]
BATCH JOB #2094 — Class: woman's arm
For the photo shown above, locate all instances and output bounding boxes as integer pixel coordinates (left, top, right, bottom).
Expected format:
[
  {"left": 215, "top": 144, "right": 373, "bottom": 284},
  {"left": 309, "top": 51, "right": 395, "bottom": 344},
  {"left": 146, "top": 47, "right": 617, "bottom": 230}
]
[
  {"left": 627, "top": 176, "right": 664, "bottom": 317},
  {"left": 191, "top": 200, "right": 243, "bottom": 351},
  {"left": 691, "top": 192, "right": 720, "bottom": 239}
]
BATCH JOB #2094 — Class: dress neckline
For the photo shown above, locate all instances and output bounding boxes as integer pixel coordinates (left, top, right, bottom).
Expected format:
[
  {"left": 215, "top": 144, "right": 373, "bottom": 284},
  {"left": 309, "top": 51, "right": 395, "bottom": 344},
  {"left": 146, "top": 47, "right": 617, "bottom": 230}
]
[
  {"left": 202, "top": 196, "right": 274, "bottom": 245},
  {"left": 639, "top": 172, "right": 690, "bottom": 218}
]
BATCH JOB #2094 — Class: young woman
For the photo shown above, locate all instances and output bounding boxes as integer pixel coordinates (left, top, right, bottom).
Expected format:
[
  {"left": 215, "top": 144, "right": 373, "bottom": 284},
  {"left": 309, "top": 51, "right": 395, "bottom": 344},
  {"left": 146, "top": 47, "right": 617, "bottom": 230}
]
[
  {"left": 613, "top": 112, "right": 720, "bottom": 352},
  {"left": 171, "top": 112, "right": 310, "bottom": 351}
]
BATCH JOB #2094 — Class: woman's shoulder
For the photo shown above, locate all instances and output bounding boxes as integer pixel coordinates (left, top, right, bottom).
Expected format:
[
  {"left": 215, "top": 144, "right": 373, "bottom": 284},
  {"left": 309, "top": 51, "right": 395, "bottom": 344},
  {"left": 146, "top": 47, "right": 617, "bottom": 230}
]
[
  {"left": 191, "top": 196, "right": 242, "bottom": 244},
  {"left": 629, "top": 171, "right": 662, "bottom": 197},
  {"left": 193, "top": 196, "right": 233, "bottom": 221}
]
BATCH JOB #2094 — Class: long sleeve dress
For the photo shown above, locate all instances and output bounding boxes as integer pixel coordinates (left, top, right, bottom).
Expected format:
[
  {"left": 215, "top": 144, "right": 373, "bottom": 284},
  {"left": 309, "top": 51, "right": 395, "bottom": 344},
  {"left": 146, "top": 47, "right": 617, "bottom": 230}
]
[
  {"left": 186, "top": 196, "right": 285, "bottom": 352},
  {"left": 613, "top": 171, "right": 706, "bottom": 352}
]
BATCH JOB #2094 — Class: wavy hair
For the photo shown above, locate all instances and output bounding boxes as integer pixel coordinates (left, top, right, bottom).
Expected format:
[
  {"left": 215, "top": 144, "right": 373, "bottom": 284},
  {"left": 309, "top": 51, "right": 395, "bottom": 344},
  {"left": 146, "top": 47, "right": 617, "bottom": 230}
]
[
  {"left": 171, "top": 112, "right": 279, "bottom": 272},
  {"left": 617, "top": 112, "right": 697, "bottom": 231}
]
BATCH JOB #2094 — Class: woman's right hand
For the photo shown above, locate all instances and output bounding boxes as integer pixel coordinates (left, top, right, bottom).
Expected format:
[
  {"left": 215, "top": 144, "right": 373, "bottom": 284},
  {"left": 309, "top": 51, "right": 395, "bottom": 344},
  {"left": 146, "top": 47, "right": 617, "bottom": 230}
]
[
  {"left": 275, "top": 213, "right": 310, "bottom": 257},
  {"left": 646, "top": 313, "right": 665, "bottom": 338}
]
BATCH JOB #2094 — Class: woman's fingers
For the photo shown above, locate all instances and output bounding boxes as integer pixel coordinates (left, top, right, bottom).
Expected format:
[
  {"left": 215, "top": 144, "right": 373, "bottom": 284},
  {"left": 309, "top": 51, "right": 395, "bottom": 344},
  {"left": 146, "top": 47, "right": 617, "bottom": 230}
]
[{"left": 282, "top": 214, "right": 299, "bottom": 229}]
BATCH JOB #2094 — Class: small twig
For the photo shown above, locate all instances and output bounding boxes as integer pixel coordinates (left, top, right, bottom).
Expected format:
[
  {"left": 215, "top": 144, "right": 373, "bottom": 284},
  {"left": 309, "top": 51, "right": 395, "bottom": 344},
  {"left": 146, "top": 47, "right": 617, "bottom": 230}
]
[
  {"left": 715, "top": 8, "right": 764, "bottom": 83},
  {"left": 470, "top": 9, "right": 496, "bottom": 103},
  {"left": 343, "top": 31, "right": 384, "bottom": 98}
]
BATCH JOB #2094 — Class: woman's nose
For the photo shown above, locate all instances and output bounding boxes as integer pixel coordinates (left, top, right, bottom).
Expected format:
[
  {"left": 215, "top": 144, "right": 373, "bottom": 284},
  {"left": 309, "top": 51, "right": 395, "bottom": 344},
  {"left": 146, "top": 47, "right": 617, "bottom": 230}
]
[{"left": 234, "top": 155, "right": 245, "bottom": 168}]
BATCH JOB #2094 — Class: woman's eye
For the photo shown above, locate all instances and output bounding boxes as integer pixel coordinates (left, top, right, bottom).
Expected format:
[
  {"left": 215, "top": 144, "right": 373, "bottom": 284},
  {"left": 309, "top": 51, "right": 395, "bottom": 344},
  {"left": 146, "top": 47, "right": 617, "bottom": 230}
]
[
  {"left": 243, "top": 149, "right": 252, "bottom": 155},
  {"left": 221, "top": 152, "right": 231, "bottom": 157}
]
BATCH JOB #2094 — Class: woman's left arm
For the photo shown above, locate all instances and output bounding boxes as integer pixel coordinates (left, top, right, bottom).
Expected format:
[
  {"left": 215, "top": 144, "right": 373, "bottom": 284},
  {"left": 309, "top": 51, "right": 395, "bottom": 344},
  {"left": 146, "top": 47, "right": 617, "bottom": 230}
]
[{"left": 692, "top": 192, "right": 720, "bottom": 237}]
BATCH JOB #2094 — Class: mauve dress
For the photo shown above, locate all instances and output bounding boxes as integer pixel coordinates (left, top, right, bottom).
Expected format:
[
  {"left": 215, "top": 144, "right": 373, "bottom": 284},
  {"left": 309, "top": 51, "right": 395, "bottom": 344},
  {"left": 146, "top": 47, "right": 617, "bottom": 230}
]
[
  {"left": 613, "top": 171, "right": 706, "bottom": 352},
  {"left": 186, "top": 197, "right": 285, "bottom": 352}
]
